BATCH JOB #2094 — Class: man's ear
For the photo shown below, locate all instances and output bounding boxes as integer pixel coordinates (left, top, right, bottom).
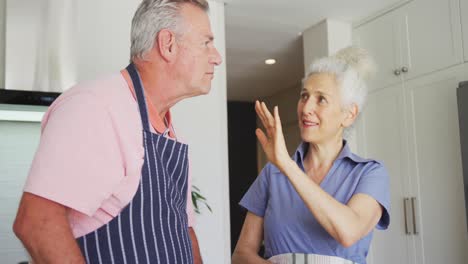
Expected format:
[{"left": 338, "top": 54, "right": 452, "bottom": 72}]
[
  {"left": 156, "top": 29, "right": 177, "bottom": 62},
  {"left": 342, "top": 103, "right": 359, "bottom": 128}
]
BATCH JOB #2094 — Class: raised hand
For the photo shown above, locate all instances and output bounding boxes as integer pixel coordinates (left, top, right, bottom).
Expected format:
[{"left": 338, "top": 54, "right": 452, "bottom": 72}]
[{"left": 255, "top": 100, "right": 291, "bottom": 171}]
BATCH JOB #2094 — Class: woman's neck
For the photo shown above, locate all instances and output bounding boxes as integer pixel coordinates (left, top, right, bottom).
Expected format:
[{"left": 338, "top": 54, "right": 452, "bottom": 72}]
[{"left": 304, "top": 138, "right": 344, "bottom": 172}]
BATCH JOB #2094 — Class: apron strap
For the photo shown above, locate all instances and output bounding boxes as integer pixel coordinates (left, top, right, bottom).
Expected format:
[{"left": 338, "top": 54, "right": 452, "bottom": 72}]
[{"left": 126, "top": 63, "right": 151, "bottom": 132}]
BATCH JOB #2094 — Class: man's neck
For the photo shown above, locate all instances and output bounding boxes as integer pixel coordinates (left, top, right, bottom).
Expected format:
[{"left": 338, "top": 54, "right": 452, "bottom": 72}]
[{"left": 134, "top": 61, "right": 182, "bottom": 120}]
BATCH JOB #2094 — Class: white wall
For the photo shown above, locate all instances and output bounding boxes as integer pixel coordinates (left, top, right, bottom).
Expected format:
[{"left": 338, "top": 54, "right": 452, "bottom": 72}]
[
  {"left": 302, "top": 20, "right": 329, "bottom": 75},
  {"left": 0, "top": 0, "right": 5, "bottom": 88},
  {"left": 5, "top": 0, "right": 140, "bottom": 91},
  {"left": 302, "top": 19, "right": 351, "bottom": 75},
  {"left": 172, "top": 2, "right": 231, "bottom": 262},
  {"left": 5, "top": 0, "right": 41, "bottom": 90},
  {"left": 326, "top": 20, "right": 352, "bottom": 57},
  {"left": 462, "top": 0, "right": 468, "bottom": 62},
  {"left": 6, "top": 0, "right": 77, "bottom": 92},
  {"left": 75, "top": 0, "right": 140, "bottom": 81}
]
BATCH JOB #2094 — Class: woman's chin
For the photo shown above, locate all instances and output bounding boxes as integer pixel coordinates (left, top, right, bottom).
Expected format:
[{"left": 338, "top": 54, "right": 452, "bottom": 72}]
[{"left": 300, "top": 133, "right": 319, "bottom": 143}]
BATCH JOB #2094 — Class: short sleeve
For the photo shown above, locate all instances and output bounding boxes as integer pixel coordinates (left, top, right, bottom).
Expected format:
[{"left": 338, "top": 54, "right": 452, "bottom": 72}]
[
  {"left": 239, "top": 164, "right": 271, "bottom": 217},
  {"left": 354, "top": 162, "right": 391, "bottom": 230},
  {"left": 24, "top": 92, "right": 125, "bottom": 216}
]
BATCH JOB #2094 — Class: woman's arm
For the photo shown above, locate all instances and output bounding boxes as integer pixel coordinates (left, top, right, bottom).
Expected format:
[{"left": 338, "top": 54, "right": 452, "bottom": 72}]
[
  {"left": 255, "top": 101, "right": 383, "bottom": 247},
  {"left": 281, "top": 160, "right": 382, "bottom": 247},
  {"left": 232, "top": 212, "right": 270, "bottom": 264}
]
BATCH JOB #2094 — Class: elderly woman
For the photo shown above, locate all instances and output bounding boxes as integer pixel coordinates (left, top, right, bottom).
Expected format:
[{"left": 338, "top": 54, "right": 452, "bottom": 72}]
[{"left": 232, "top": 47, "right": 390, "bottom": 264}]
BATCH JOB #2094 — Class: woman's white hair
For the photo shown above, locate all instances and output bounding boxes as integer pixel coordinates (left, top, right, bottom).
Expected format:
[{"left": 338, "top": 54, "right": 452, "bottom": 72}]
[
  {"left": 130, "top": 0, "right": 209, "bottom": 61},
  {"left": 304, "top": 46, "right": 376, "bottom": 137}
]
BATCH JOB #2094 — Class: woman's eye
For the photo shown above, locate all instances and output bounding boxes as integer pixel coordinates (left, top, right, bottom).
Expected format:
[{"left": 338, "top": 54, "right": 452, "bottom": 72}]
[
  {"left": 300, "top": 93, "right": 308, "bottom": 100},
  {"left": 319, "top": 96, "right": 327, "bottom": 104}
]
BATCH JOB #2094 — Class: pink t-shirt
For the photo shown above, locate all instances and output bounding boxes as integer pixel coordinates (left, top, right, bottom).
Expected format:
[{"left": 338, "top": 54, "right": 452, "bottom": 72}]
[{"left": 24, "top": 71, "right": 195, "bottom": 238}]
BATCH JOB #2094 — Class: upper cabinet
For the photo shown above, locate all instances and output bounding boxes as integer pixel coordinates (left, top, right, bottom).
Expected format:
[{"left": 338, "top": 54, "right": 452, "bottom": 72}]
[
  {"left": 462, "top": 0, "right": 468, "bottom": 62},
  {"left": 402, "top": 0, "right": 464, "bottom": 80},
  {"left": 354, "top": 10, "right": 404, "bottom": 91},
  {"left": 354, "top": 0, "right": 464, "bottom": 91}
]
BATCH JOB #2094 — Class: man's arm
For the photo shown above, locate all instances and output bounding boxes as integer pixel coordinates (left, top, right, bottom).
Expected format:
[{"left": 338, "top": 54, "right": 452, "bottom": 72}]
[
  {"left": 189, "top": 227, "right": 203, "bottom": 264},
  {"left": 13, "top": 192, "right": 85, "bottom": 264}
]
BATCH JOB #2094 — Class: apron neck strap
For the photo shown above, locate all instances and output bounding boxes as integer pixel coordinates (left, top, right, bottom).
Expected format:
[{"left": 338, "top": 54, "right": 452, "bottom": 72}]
[{"left": 126, "top": 63, "right": 151, "bottom": 132}]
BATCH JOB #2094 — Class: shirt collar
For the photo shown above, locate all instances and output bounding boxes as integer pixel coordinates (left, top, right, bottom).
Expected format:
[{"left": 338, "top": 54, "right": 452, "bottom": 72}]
[{"left": 270, "top": 140, "right": 372, "bottom": 173}]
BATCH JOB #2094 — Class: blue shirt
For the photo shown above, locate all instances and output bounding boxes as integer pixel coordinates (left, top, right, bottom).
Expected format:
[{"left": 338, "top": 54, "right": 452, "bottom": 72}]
[{"left": 239, "top": 141, "right": 390, "bottom": 264}]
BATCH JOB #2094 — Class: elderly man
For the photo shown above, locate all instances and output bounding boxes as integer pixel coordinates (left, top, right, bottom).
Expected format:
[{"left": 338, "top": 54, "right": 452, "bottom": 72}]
[{"left": 13, "top": 0, "right": 222, "bottom": 263}]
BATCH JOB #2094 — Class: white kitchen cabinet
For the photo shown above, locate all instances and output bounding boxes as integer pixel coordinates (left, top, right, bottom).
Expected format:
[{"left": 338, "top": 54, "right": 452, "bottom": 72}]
[
  {"left": 356, "top": 63, "right": 468, "bottom": 264},
  {"left": 353, "top": 0, "right": 464, "bottom": 91},
  {"left": 404, "top": 65, "right": 468, "bottom": 264},
  {"left": 462, "top": 0, "right": 468, "bottom": 62},
  {"left": 353, "top": 10, "right": 403, "bottom": 91},
  {"left": 355, "top": 84, "right": 413, "bottom": 264},
  {"left": 402, "top": 0, "right": 464, "bottom": 80}
]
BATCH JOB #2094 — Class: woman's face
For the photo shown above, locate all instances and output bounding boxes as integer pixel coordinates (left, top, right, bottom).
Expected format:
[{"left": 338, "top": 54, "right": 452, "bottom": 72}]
[{"left": 297, "top": 73, "right": 354, "bottom": 144}]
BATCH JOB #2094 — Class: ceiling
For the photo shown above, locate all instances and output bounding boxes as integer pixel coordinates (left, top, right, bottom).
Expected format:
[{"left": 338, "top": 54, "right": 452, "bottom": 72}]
[{"left": 224, "top": 0, "right": 405, "bottom": 101}]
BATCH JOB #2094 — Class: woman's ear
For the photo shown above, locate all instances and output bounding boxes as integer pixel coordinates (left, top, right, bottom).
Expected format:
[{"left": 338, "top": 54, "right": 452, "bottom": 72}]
[
  {"left": 342, "top": 103, "right": 358, "bottom": 128},
  {"left": 156, "top": 29, "right": 177, "bottom": 62}
]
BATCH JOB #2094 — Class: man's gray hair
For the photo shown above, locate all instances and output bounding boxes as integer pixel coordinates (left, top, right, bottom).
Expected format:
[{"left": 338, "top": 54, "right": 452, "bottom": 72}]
[{"left": 130, "top": 0, "right": 209, "bottom": 61}]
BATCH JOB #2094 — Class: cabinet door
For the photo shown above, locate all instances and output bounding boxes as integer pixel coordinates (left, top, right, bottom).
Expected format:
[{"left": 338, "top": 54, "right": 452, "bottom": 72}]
[
  {"left": 405, "top": 65, "right": 468, "bottom": 264},
  {"left": 355, "top": 84, "right": 412, "bottom": 264},
  {"left": 401, "top": 0, "right": 463, "bottom": 80},
  {"left": 462, "top": 0, "right": 468, "bottom": 62},
  {"left": 354, "top": 10, "right": 403, "bottom": 91}
]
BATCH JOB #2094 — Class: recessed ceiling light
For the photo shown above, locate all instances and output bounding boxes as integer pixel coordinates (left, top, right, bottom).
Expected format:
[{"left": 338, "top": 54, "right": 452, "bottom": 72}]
[{"left": 265, "top": 59, "right": 276, "bottom": 65}]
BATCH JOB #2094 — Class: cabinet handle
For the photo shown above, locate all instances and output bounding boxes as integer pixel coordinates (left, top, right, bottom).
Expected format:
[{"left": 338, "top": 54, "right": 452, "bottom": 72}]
[
  {"left": 411, "top": 197, "right": 418, "bottom": 234},
  {"left": 401, "top": 66, "right": 409, "bottom": 73},
  {"left": 404, "top": 198, "right": 411, "bottom": 235},
  {"left": 394, "top": 69, "right": 401, "bottom": 76}
]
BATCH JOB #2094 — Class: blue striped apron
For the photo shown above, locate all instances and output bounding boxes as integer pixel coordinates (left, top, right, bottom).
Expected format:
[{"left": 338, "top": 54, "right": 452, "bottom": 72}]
[{"left": 77, "top": 63, "right": 193, "bottom": 264}]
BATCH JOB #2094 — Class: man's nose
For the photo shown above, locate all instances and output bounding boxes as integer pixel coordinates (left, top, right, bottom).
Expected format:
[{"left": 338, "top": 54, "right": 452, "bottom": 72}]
[{"left": 210, "top": 47, "right": 222, "bottom": 66}]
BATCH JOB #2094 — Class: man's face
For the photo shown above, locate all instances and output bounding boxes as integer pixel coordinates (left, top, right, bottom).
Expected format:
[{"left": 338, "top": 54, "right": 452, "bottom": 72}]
[{"left": 174, "top": 4, "right": 222, "bottom": 96}]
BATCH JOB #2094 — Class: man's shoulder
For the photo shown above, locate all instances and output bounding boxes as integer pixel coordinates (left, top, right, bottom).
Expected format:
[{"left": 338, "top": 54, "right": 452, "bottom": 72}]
[
  {"left": 42, "top": 72, "right": 136, "bottom": 127},
  {"left": 50, "top": 73, "right": 130, "bottom": 110},
  {"left": 64, "top": 72, "right": 128, "bottom": 102}
]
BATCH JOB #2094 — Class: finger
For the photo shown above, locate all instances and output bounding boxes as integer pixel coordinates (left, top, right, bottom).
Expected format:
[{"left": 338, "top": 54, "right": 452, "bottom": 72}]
[
  {"left": 254, "top": 100, "right": 264, "bottom": 122},
  {"left": 255, "top": 128, "right": 268, "bottom": 151},
  {"left": 274, "top": 106, "right": 283, "bottom": 130},
  {"left": 255, "top": 101, "right": 269, "bottom": 128},
  {"left": 261, "top": 102, "right": 275, "bottom": 127}
]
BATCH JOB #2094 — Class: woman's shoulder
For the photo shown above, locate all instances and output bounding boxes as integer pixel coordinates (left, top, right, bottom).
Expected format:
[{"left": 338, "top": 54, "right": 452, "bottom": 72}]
[
  {"left": 346, "top": 151, "right": 388, "bottom": 175},
  {"left": 256, "top": 162, "right": 287, "bottom": 185},
  {"left": 347, "top": 152, "right": 383, "bottom": 165}
]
